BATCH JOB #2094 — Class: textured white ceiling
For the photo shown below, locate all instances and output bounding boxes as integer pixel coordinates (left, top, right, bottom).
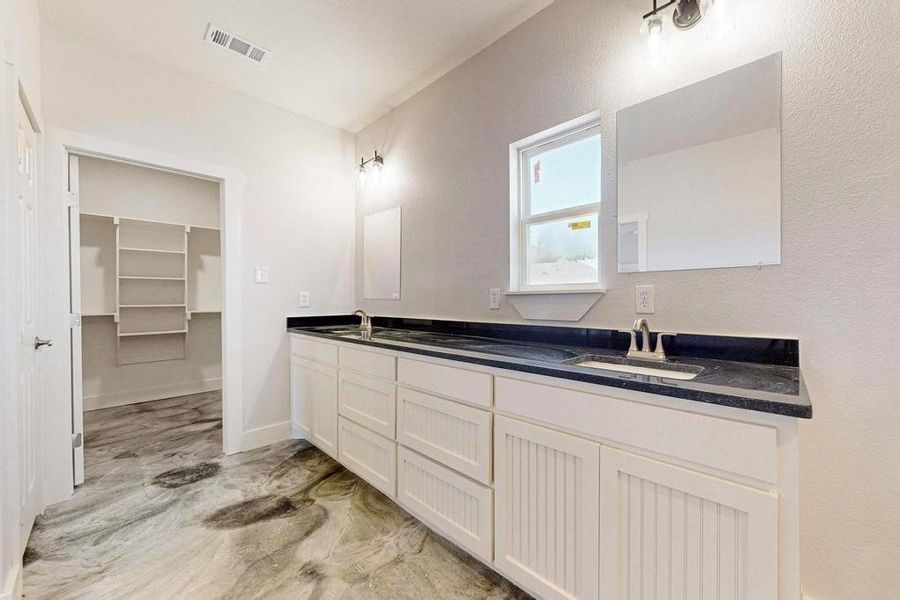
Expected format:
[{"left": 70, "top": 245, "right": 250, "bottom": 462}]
[{"left": 38, "top": 0, "right": 553, "bottom": 131}]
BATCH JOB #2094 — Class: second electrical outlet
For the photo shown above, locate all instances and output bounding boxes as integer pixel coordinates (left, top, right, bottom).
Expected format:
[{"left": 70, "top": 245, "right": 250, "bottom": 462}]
[{"left": 635, "top": 285, "right": 655, "bottom": 314}]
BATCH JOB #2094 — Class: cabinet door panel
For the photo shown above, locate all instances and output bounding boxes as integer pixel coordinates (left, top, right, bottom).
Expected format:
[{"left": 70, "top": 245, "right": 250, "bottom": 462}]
[
  {"left": 398, "top": 447, "right": 493, "bottom": 562},
  {"left": 494, "top": 416, "right": 600, "bottom": 600},
  {"left": 339, "top": 371, "right": 396, "bottom": 439},
  {"left": 398, "top": 387, "right": 492, "bottom": 484},
  {"left": 309, "top": 363, "right": 338, "bottom": 458},
  {"left": 290, "top": 355, "right": 312, "bottom": 439},
  {"left": 338, "top": 417, "right": 397, "bottom": 498},
  {"left": 599, "top": 447, "right": 778, "bottom": 600}
]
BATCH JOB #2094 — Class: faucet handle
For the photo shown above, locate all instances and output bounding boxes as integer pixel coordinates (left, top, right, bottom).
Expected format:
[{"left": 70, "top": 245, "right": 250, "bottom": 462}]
[
  {"left": 653, "top": 332, "right": 678, "bottom": 357},
  {"left": 618, "top": 330, "right": 639, "bottom": 353}
]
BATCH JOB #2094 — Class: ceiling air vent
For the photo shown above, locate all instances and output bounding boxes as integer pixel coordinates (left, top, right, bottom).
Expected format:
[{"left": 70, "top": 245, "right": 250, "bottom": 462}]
[{"left": 204, "top": 23, "right": 270, "bottom": 64}]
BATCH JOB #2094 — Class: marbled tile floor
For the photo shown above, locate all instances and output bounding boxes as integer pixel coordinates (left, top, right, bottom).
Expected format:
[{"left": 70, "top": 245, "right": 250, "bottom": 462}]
[{"left": 24, "top": 392, "right": 530, "bottom": 600}]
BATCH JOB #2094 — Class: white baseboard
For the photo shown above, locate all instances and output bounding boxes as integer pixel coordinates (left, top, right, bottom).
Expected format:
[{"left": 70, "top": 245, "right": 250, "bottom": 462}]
[
  {"left": 241, "top": 420, "right": 291, "bottom": 452},
  {"left": 83, "top": 378, "right": 222, "bottom": 411},
  {"left": 0, "top": 559, "right": 22, "bottom": 600}
]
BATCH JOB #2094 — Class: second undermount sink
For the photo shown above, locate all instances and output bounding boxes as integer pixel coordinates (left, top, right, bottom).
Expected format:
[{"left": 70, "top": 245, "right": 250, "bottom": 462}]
[{"left": 564, "top": 355, "right": 704, "bottom": 381}]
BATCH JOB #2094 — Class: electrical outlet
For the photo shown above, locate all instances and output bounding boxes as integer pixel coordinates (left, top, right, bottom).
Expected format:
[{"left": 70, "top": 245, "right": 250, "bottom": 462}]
[
  {"left": 635, "top": 284, "right": 655, "bottom": 314},
  {"left": 299, "top": 291, "right": 310, "bottom": 308},
  {"left": 254, "top": 266, "right": 269, "bottom": 284},
  {"left": 489, "top": 288, "right": 501, "bottom": 310}
]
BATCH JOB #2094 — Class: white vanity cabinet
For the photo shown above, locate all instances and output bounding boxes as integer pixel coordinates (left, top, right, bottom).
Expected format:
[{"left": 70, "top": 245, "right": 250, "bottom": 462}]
[{"left": 288, "top": 332, "right": 800, "bottom": 600}]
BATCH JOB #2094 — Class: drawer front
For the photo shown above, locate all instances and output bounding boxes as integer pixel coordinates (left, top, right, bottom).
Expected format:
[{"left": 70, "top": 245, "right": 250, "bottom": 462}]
[
  {"left": 398, "top": 447, "right": 493, "bottom": 563},
  {"left": 290, "top": 335, "right": 338, "bottom": 367},
  {"left": 495, "top": 376, "right": 778, "bottom": 483},
  {"left": 397, "top": 357, "right": 492, "bottom": 408},
  {"left": 340, "top": 345, "right": 396, "bottom": 381},
  {"left": 338, "top": 417, "right": 397, "bottom": 498},
  {"left": 339, "top": 371, "right": 396, "bottom": 439},
  {"left": 397, "top": 387, "right": 492, "bottom": 484}
]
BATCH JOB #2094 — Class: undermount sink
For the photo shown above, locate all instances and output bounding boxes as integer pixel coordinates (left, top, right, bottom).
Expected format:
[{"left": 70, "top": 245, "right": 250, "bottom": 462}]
[{"left": 564, "top": 355, "right": 704, "bottom": 381}]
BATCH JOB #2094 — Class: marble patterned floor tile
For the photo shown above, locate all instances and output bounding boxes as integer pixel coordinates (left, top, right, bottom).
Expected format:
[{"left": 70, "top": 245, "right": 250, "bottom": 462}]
[{"left": 24, "top": 392, "right": 531, "bottom": 600}]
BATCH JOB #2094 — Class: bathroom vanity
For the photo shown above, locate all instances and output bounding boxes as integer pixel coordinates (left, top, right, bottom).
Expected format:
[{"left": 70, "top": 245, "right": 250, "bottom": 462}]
[{"left": 287, "top": 316, "right": 809, "bottom": 600}]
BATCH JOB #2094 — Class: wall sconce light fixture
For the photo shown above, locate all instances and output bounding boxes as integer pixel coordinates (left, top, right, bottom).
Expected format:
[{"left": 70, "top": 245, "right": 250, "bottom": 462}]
[
  {"left": 358, "top": 150, "right": 384, "bottom": 175},
  {"left": 642, "top": 0, "right": 704, "bottom": 36}
]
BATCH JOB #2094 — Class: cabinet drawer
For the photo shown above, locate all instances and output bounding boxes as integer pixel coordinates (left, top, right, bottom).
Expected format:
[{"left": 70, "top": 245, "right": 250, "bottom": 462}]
[
  {"left": 398, "top": 388, "right": 492, "bottom": 484},
  {"left": 338, "top": 417, "right": 397, "bottom": 498},
  {"left": 340, "top": 345, "right": 396, "bottom": 380},
  {"left": 495, "top": 376, "right": 778, "bottom": 484},
  {"left": 339, "top": 371, "right": 396, "bottom": 439},
  {"left": 398, "top": 447, "right": 493, "bottom": 563},
  {"left": 397, "top": 357, "right": 492, "bottom": 408},
  {"left": 290, "top": 335, "right": 338, "bottom": 366}
]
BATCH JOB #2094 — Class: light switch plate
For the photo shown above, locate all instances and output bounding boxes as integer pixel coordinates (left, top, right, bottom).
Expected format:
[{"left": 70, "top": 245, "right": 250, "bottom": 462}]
[
  {"left": 255, "top": 266, "right": 269, "bottom": 284},
  {"left": 299, "top": 292, "right": 310, "bottom": 308},
  {"left": 489, "top": 288, "right": 501, "bottom": 310},
  {"left": 635, "top": 284, "right": 655, "bottom": 314}
]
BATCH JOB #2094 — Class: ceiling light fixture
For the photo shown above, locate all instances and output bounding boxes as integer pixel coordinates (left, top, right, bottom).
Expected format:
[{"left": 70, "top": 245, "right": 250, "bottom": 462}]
[{"left": 358, "top": 151, "right": 384, "bottom": 175}]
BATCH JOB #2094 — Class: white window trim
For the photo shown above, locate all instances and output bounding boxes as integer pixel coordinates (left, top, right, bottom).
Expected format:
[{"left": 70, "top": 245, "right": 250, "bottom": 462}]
[{"left": 508, "top": 111, "right": 605, "bottom": 294}]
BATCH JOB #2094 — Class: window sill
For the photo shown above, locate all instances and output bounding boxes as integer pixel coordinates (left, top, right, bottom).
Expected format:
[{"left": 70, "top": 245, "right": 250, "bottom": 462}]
[
  {"left": 504, "top": 288, "right": 607, "bottom": 296},
  {"left": 504, "top": 289, "right": 604, "bottom": 321}
]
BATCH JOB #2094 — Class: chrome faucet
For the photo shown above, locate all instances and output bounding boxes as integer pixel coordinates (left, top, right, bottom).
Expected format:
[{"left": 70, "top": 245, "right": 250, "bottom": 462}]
[
  {"left": 624, "top": 318, "right": 677, "bottom": 362},
  {"left": 353, "top": 309, "right": 372, "bottom": 334}
]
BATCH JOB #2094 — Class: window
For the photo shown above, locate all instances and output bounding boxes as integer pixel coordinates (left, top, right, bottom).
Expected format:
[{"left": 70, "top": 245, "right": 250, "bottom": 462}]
[{"left": 510, "top": 118, "right": 602, "bottom": 291}]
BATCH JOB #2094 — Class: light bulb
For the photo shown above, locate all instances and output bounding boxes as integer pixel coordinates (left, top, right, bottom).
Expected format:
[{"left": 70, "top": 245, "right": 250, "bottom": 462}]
[{"left": 646, "top": 14, "right": 663, "bottom": 52}]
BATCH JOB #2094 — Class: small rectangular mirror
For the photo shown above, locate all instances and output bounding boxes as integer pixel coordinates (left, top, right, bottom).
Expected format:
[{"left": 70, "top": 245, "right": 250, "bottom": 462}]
[
  {"left": 617, "top": 53, "right": 782, "bottom": 273},
  {"left": 363, "top": 206, "right": 401, "bottom": 300}
]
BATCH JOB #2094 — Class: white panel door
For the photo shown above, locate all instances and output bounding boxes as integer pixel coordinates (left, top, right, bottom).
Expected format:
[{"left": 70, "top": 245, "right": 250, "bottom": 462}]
[
  {"left": 309, "top": 361, "right": 339, "bottom": 458},
  {"left": 599, "top": 447, "right": 779, "bottom": 600},
  {"left": 494, "top": 416, "right": 600, "bottom": 600},
  {"left": 15, "top": 97, "right": 40, "bottom": 546}
]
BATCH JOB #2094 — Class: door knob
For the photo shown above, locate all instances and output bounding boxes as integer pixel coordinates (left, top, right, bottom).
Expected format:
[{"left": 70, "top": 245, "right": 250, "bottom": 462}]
[{"left": 34, "top": 337, "right": 53, "bottom": 349}]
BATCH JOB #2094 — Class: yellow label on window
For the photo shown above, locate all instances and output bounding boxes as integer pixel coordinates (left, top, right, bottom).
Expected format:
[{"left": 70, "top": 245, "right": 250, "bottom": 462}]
[{"left": 569, "top": 220, "right": 592, "bottom": 230}]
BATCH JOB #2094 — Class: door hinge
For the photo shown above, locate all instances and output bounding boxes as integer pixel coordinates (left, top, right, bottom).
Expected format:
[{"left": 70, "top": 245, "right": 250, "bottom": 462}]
[
  {"left": 72, "top": 432, "right": 83, "bottom": 449},
  {"left": 64, "top": 191, "right": 77, "bottom": 207},
  {"left": 69, "top": 313, "right": 81, "bottom": 328}
]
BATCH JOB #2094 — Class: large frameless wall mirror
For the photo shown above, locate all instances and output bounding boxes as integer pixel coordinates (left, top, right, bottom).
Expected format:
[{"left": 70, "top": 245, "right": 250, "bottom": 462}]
[
  {"left": 363, "top": 206, "right": 401, "bottom": 300},
  {"left": 617, "top": 53, "right": 782, "bottom": 273}
]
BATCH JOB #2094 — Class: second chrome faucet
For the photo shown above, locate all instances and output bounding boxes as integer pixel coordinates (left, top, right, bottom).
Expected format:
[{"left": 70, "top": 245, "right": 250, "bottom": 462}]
[{"left": 625, "top": 318, "right": 677, "bottom": 362}]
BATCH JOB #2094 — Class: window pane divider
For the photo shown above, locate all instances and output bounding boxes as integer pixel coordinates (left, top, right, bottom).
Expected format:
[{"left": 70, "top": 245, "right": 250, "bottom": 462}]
[{"left": 524, "top": 204, "right": 600, "bottom": 225}]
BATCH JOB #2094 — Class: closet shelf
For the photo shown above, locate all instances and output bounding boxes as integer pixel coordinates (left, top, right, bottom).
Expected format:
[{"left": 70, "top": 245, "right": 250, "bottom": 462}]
[
  {"left": 119, "top": 247, "right": 186, "bottom": 255},
  {"left": 120, "top": 304, "right": 186, "bottom": 308},
  {"left": 83, "top": 312, "right": 117, "bottom": 318},
  {"left": 118, "top": 276, "right": 186, "bottom": 281},
  {"left": 118, "top": 329, "right": 188, "bottom": 337}
]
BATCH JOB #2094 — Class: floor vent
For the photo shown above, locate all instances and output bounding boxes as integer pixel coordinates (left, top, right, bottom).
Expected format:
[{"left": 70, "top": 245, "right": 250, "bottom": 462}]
[{"left": 204, "top": 23, "right": 270, "bottom": 64}]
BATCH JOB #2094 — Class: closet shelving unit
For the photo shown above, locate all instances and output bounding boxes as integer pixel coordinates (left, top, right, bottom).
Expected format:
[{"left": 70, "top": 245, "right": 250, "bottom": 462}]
[{"left": 80, "top": 212, "right": 221, "bottom": 365}]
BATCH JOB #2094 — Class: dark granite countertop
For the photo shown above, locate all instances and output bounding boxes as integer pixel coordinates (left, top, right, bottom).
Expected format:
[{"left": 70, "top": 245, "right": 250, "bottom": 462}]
[{"left": 286, "top": 317, "right": 811, "bottom": 419}]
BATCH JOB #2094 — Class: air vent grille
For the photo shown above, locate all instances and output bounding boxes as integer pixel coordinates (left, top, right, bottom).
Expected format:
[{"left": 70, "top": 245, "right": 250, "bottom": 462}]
[{"left": 204, "top": 23, "right": 270, "bottom": 64}]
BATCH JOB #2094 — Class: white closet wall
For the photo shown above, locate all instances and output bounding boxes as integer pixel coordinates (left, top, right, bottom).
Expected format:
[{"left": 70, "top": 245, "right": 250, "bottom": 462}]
[{"left": 79, "top": 156, "right": 222, "bottom": 410}]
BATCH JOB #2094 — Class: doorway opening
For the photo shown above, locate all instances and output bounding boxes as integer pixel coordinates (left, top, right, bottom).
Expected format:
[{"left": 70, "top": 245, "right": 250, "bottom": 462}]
[{"left": 69, "top": 154, "right": 224, "bottom": 481}]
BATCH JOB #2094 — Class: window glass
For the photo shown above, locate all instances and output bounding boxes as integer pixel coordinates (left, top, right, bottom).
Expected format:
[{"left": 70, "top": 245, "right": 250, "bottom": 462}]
[
  {"left": 526, "top": 213, "right": 599, "bottom": 286},
  {"left": 528, "top": 134, "right": 601, "bottom": 216}
]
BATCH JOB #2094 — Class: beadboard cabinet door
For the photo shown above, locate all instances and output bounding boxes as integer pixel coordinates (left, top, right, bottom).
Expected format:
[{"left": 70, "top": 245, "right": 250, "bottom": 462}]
[
  {"left": 308, "top": 361, "right": 339, "bottom": 459},
  {"left": 494, "top": 416, "right": 600, "bottom": 600},
  {"left": 599, "top": 447, "right": 779, "bottom": 600},
  {"left": 290, "top": 355, "right": 313, "bottom": 439}
]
